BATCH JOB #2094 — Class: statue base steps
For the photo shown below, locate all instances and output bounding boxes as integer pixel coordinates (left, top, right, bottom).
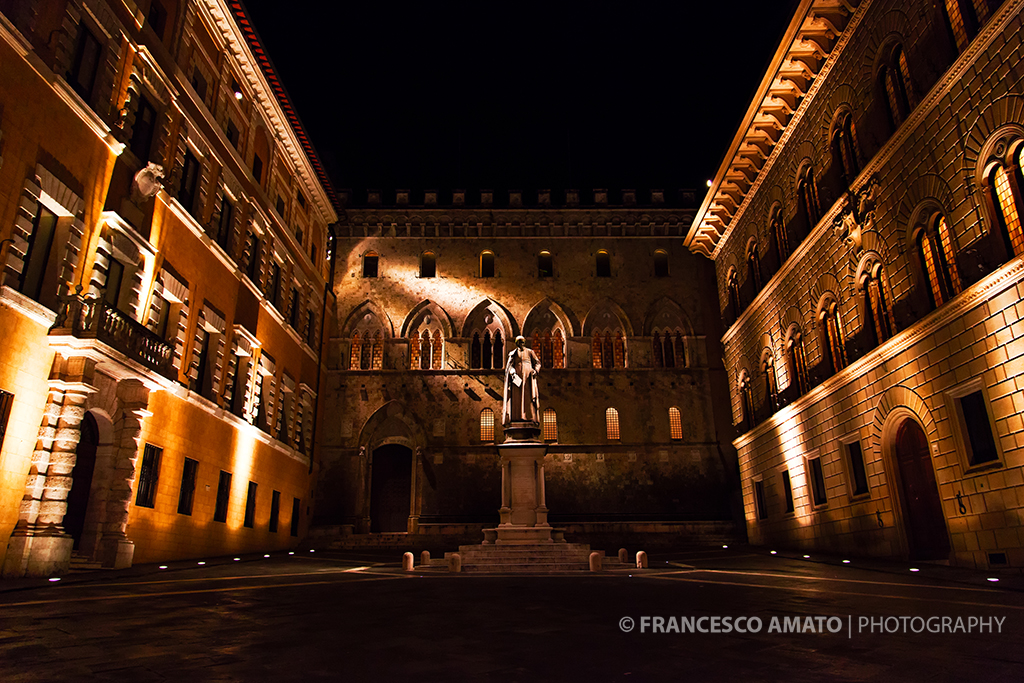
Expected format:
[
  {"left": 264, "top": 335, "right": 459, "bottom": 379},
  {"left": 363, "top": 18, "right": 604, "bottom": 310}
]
[{"left": 442, "top": 543, "right": 620, "bottom": 573}]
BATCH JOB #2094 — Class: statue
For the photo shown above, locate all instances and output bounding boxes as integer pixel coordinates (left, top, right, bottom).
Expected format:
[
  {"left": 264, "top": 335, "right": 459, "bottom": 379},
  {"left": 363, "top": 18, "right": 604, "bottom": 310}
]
[
  {"left": 502, "top": 335, "right": 541, "bottom": 427},
  {"left": 130, "top": 163, "right": 164, "bottom": 204}
]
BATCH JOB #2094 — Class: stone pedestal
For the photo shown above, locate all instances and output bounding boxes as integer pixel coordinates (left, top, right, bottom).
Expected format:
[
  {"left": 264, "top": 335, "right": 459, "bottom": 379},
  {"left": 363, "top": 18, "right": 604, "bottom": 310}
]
[
  {"left": 2, "top": 526, "right": 73, "bottom": 578},
  {"left": 487, "top": 422, "right": 551, "bottom": 545}
]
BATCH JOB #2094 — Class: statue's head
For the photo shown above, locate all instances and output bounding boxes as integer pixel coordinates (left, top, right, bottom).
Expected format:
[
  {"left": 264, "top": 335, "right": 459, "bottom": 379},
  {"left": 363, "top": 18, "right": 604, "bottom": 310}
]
[{"left": 515, "top": 335, "right": 526, "bottom": 348}]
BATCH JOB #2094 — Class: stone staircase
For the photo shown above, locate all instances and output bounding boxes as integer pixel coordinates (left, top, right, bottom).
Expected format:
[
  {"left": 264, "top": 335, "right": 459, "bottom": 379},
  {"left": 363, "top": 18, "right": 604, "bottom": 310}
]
[
  {"left": 442, "top": 543, "right": 622, "bottom": 573},
  {"left": 68, "top": 551, "right": 103, "bottom": 572}
]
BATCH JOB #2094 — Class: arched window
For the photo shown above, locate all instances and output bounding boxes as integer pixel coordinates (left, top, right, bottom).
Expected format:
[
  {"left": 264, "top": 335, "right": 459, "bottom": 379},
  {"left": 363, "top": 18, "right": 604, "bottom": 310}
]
[
  {"left": 652, "top": 329, "right": 685, "bottom": 368},
  {"left": 538, "top": 251, "right": 553, "bottom": 277},
  {"left": 531, "top": 329, "right": 564, "bottom": 370},
  {"left": 727, "top": 268, "right": 741, "bottom": 315},
  {"left": 762, "top": 352, "right": 779, "bottom": 413},
  {"left": 746, "top": 240, "right": 762, "bottom": 292},
  {"left": 785, "top": 327, "right": 809, "bottom": 396},
  {"left": 654, "top": 249, "right": 669, "bottom": 277},
  {"left": 831, "top": 111, "right": 861, "bottom": 185},
  {"left": 470, "top": 330, "right": 503, "bottom": 370},
  {"left": 591, "top": 330, "right": 626, "bottom": 369},
  {"left": 542, "top": 408, "right": 558, "bottom": 441},
  {"left": 985, "top": 146, "right": 1024, "bottom": 259},
  {"left": 480, "top": 251, "right": 495, "bottom": 278},
  {"left": 605, "top": 407, "right": 620, "bottom": 441},
  {"left": 943, "top": 0, "right": 986, "bottom": 53},
  {"left": 596, "top": 250, "right": 611, "bottom": 277},
  {"left": 797, "top": 165, "right": 821, "bottom": 228},
  {"left": 916, "top": 212, "right": 962, "bottom": 309},
  {"left": 739, "top": 371, "right": 755, "bottom": 427},
  {"left": 362, "top": 251, "right": 379, "bottom": 278},
  {"left": 879, "top": 45, "right": 914, "bottom": 130},
  {"left": 350, "top": 324, "right": 385, "bottom": 370},
  {"left": 862, "top": 261, "right": 895, "bottom": 347},
  {"left": 480, "top": 408, "right": 495, "bottom": 442},
  {"left": 819, "top": 299, "right": 847, "bottom": 376},
  {"left": 668, "top": 407, "right": 683, "bottom": 440},
  {"left": 420, "top": 251, "right": 436, "bottom": 278},
  {"left": 771, "top": 206, "right": 789, "bottom": 262}
]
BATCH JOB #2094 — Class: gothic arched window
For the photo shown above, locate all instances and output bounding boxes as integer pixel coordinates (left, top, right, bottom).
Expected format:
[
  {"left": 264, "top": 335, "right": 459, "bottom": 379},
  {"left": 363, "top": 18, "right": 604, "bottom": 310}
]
[
  {"left": 984, "top": 141, "right": 1024, "bottom": 260},
  {"left": 916, "top": 212, "right": 962, "bottom": 309},
  {"left": 771, "top": 206, "right": 789, "bottom": 262},
  {"left": 785, "top": 327, "right": 809, "bottom": 396},
  {"left": 943, "top": 0, "right": 986, "bottom": 53},
  {"left": 819, "top": 298, "right": 847, "bottom": 376},
  {"left": 605, "top": 407, "right": 620, "bottom": 441},
  {"left": 879, "top": 45, "right": 914, "bottom": 130},
  {"left": 747, "top": 240, "right": 762, "bottom": 292},
  {"left": 797, "top": 165, "right": 821, "bottom": 228},
  {"left": 862, "top": 261, "right": 895, "bottom": 347},
  {"left": 831, "top": 111, "right": 861, "bottom": 185}
]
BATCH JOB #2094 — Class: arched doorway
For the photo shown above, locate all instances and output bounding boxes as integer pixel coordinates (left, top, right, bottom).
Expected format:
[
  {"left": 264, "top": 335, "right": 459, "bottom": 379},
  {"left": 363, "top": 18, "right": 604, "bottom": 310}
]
[
  {"left": 893, "top": 419, "right": 950, "bottom": 560},
  {"left": 65, "top": 412, "right": 99, "bottom": 549},
  {"left": 369, "top": 444, "right": 412, "bottom": 533}
]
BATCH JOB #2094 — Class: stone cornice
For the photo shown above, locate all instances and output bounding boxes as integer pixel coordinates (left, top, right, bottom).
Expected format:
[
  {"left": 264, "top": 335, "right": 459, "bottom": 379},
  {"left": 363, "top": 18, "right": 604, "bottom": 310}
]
[
  {"left": 732, "top": 255, "right": 1024, "bottom": 450},
  {"left": 718, "top": 0, "right": 1024, "bottom": 346}
]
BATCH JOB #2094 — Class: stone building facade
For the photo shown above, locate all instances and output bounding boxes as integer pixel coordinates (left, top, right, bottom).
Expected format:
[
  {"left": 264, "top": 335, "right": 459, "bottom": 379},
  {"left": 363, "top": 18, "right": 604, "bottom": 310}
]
[
  {"left": 318, "top": 189, "right": 741, "bottom": 542},
  {"left": 0, "top": 0, "right": 336, "bottom": 576},
  {"left": 687, "top": 0, "right": 1024, "bottom": 570}
]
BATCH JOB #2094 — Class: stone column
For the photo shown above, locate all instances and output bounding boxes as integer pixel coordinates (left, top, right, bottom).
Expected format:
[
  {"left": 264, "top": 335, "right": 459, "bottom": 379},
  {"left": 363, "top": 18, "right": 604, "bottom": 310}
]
[
  {"left": 2, "top": 356, "right": 95, "bottom": 578},
  {"left": 95, "top": 379, "right": 150, "bottom": 569},
  {"left": 408, "top": 447, "right": 421, "bottom": 534}
]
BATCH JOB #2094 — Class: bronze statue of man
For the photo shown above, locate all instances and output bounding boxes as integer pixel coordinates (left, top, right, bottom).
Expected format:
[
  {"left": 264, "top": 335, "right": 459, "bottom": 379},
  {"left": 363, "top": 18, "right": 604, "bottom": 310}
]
[{"left": 502, "top": 335, "right": 541, "bottom": 426}]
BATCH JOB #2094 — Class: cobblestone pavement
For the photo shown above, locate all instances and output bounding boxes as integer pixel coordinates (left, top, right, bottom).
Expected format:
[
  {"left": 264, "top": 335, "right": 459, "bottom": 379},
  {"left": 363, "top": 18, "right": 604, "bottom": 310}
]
[{"left": 0, "top": 546, "right": 1021, "bottom": 682}]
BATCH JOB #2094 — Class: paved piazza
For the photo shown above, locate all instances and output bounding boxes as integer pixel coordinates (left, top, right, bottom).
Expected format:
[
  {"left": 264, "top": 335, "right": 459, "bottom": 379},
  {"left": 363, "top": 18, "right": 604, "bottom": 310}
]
[{"left": 0, "top": 547, "right": 1020, "bottom": 681}]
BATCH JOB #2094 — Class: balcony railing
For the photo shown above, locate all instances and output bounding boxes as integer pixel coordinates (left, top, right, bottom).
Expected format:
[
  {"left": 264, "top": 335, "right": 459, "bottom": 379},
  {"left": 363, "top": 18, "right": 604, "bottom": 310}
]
[{"left": 53, "top": 289, "right": 175, "bottom": 379}]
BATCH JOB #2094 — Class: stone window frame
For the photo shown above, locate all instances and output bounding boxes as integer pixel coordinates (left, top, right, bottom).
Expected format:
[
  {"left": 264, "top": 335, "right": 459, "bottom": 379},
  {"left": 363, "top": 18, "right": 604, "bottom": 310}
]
[
  {"left": 479, "top": 250, "right": 495, "bottom": 278},
  {"left": 3, "top": 165, "right": 86, "bottom": 314},
  {"left": 419, "top": 251, "right": 436, "bottom": 278},
  {"left": 839, "top": 430, "right": 872, "bottom": 501},
  {"left": 668, "top": 406, "right": 683, "bottom": 441},
  {"left": 745, "top": 236, "right": 762, "bottom": 292},
  {"left": 480, "top": 407, "right": 495, "bottom": 443},
  {"left": 945, "top": 376, "right": 1006, "bottom": 475},
  {"left": 542, "top": 408, "right": 558, "bottom": 442},
  {"left": 605, "top": 407, "right": 620, "bottom": 441},
  {"left": 769, "top": 202, "right": 789, "bottom": 263},
  {"left": 804, "top": 449, "right": 829, "bottom": 510},
  {"left": 778, "top": 466, "right": 796, "bottom": 515},
  {"left": 874, "top": 40, "right": 916, "bottom": 132},
  {"left": 752, "top": 475, "right": 768, "bottom": 520},
  {"left": 784, "top": 322, "right": 809, "bottom": 396},
  {"left": 737, "top": 368, "right": 755, "bottom": 428},
  {"left": 363, "top": 250, "right": 380, "bottom": 278},
  {"left": 829, "top": 107, "right": 861, "bottom": 186},
  {"left": 815, "top": 293, "right": 847, "bottom": 376},
  {"left": 653, "top": 249, "right": 669, "bottom": 278},
  {"left": 908, "top": 202, "right": 962, "bottom": 310},
  {"left": 855, "top": 253, "right": 896, "bottom": 346},
  {"left": 976, "top": 127, "right": 1024, "bottom": 260},
  {"left": 795, "top": 160, "right": 822, "bottom": 229}
]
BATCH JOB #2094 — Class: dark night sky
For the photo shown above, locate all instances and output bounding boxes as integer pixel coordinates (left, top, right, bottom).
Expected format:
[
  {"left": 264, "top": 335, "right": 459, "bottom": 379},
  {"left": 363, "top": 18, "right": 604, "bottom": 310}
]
[{"left": 241, "top": 2, "right": 800, "bottom": 195}]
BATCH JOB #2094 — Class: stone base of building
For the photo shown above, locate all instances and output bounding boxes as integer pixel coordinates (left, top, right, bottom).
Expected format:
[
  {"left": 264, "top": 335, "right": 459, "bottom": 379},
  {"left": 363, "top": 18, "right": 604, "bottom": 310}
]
[
  {"left": 97, "top": 535, "right": 135, "bottom": 569},
  {"left": 2, "top": 526, "right": 74, "bottom": 578}
]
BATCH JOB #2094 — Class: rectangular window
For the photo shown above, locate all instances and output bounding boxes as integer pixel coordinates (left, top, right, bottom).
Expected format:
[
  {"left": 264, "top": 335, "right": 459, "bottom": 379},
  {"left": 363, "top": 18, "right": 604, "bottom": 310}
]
[
  {"left": 246, "top": 233, "right": 261, "bottom": 282},
  {"left": 847, "top": 441, "right": 869, "bottom": 496},
  {"left": 542, "top": 410, "right": 557, "bottom": 441},
  {"left": 252, "top": 153, "right": 264, "bottom": 185},
  {"left": 270, "top": 490, "right": 281, "bottom": 532},
  {"left": 781, "top": 470, "right": 794, "bottom": 513},
  {"left": 289, "top": 288, "right": 300, "bottom": 327},
  {"left": 214, "top": 470, "right": 232, "bottom": 522},
  {"left": 0, "top": 390, "right": 14, "bottom": 453},
  {"left": 191, "top": 68, "right": 208, "bottom": 103},
  {"left": 130, "top": 96, "right": 157, "bottom": 160},
  {"left": 135, "top": 443, "right": 162, "bottom": 508},
  {"left": 193, "top": 329, "right": 212, "bottom": 396},
  {"left": 807, "top": 456, "right": 827, "bottom": 506},
  {"left": 177, "top": 457, "right": 198, "bottom": 515},
  {"left": 69, "top": 26, "right": 101, "bottom": 101},
  {"left": 226, "top": 119, "right": 239, "bottom": 148},
  {"left": 178, "top": 151, "right": 200, "bottom": 214},
  {"left": 290, "top": 497, "right": 301, "bottom": 537},
  {"left": 297, "top": 192, "right": 307, "bottom": 209},
  {"left": 960, "top": 391, "right": 999, "bottom": 465},
  {"left": 243, "top": 481, "right": 257, "bottom": 528},
  {"left": 754, "top": 479, "right": 768, "bottom": 520},
  {"left": 268, "top": 262, "right": 281, "bottom": 309},
  {"left": 147, "top": 0, "right": 167, "bottom": 38},
  {"left": 605, "top": 408, "right": 620, "bottom": 441},
  {"left": 20, "top": 205, "right": 58, "bottom": 302},
  {"left": 104, "top": 259, "right": 124, "bottom": 309},
  {"left": 276, "top": 196, "right": 286, "bottom": 216},
  {"left": 216, "top": 196, "right": 234, "bottom": 252}
]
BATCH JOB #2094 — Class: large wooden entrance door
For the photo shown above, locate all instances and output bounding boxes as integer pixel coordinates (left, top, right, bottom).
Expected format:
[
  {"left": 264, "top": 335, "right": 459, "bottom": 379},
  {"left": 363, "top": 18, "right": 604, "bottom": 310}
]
[
  {"left": 370, "top": 445, "right": 412, "bottom": 533},
  {"left": 894, "top": 419, "right": 950, "bottom": 560},
  {"left": 65, "top": 412, "right": 99, "bottom": 550}
]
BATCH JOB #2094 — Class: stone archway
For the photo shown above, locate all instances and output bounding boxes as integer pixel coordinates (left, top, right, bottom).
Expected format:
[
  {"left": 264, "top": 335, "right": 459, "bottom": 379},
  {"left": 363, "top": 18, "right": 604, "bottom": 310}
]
[
  {"left": 369, "top": 444, "right": 413, "bottom": 533},
  {"left": 880, "top": 409, "right": 951, "bottom": 561}
]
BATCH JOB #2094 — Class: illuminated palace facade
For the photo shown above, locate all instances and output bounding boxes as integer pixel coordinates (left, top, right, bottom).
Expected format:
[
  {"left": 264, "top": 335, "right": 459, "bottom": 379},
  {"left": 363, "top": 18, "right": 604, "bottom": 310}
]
[
  {"left": 316, "top": 189, "right": 742, "bottom": 544},
  {"left": 688, "top": 0, "right": 1024, "bottom": 569},
  {"left": 0, "top": 0, "right": 336, "bottom": 576}
]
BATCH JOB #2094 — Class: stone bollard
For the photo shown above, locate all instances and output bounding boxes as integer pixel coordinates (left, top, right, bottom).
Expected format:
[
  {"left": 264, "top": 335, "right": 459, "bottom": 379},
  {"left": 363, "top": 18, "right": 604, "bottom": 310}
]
[
  {"left": 589, "top": 551, "right": 602, "bottom": 572},
  {"left": 403, "top": 552, "right": 415, "bottom": 571},
  {"left": 636, "top": 550, "right": 648, "bottom": 569},
  {"left": 448, "top": 553, "right": 462, "bottom": 573},
  {"left": 618, "top": 548, "right": 628, "bottom": 563},
  {"left": 420, "top": 550, "right": 431, "bottom": 567}
]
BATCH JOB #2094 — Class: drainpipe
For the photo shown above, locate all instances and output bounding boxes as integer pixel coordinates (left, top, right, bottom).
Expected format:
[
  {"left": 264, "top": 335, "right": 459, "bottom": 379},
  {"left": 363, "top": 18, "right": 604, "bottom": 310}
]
[{"left": 309, "top": 221, "right": 339, "bottom": 474}]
